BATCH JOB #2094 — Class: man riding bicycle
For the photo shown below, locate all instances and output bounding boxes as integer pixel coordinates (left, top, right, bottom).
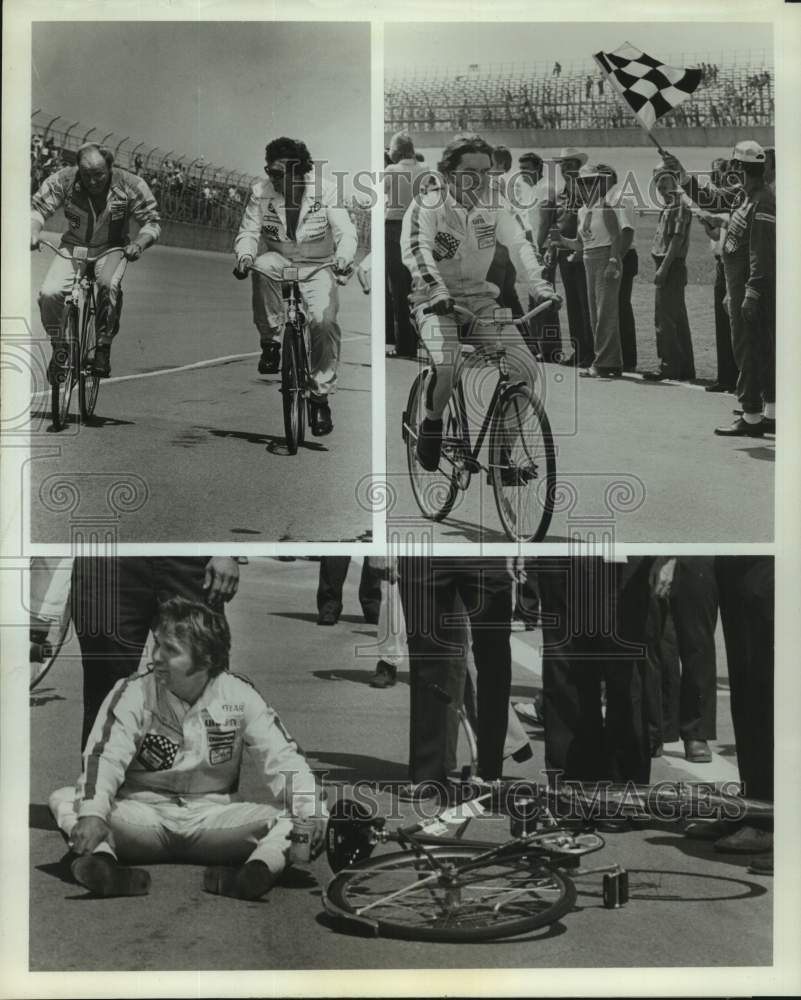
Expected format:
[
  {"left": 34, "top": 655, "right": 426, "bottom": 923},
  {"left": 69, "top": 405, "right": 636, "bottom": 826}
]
[
  {"left": 400, "top": 133, "right": 561, "bottom": 471},
  {"left": 233, "top": 137, "right": 357, "bottom": 437},
  {"left": 31, "top": 142, "right": 161, "bottom": 380}
]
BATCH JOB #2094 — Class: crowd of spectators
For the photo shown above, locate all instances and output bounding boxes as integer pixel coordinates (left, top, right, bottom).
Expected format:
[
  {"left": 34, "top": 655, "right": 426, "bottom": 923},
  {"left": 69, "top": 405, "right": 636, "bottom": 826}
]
[
  {"left": 385, "top": 57, "right": 773, "bottom": 132},
  {"left": 30, "top": 134, "right": 68, "bottom": 194}
]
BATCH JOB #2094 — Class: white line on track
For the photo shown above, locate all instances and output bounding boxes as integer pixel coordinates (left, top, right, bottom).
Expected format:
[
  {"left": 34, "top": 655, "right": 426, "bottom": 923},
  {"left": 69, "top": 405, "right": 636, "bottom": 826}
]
[{"left": 30, "top": 334, "right": 367, "bottom": 397}]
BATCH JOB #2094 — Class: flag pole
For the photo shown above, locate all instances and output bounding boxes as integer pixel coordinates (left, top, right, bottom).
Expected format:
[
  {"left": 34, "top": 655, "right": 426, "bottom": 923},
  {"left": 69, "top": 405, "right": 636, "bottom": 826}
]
[{"left": 645, "top": 130, "right": 669, "bottom": 158}]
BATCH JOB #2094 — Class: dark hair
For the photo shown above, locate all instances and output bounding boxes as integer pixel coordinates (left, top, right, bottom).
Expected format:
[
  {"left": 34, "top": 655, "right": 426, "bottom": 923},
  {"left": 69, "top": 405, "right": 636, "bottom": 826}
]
[
  {"left": 731, "top": 159, "right": 765, "bottom": 179},
  {"left": 156, "top": 596, "right": 231, "bottom": 676},
  {"left": 265, "top": 137, "right": 314, "bottom": 175},
  {"left": 492, "top": 145, "right": 513, "bottom": 171},
  {"left": 519, "top": 152, "right": 543, "bottom": 171},
  {"left": 437, "top": 133, "right": 494, "bottom": 175},
  {"left": 75, "top": 143, "right": 114, "bottom": 170}
]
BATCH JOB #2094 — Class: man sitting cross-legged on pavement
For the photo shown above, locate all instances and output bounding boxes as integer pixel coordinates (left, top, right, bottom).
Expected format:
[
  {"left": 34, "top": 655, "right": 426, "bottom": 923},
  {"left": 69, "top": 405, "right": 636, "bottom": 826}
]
[{"left": 49, "top": 597, "right": 326, "bottom": 900}]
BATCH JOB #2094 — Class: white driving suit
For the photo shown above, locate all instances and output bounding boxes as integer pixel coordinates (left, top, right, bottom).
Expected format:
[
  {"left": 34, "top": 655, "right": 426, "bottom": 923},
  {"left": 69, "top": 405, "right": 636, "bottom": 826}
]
[
  {"left": 234, "top": 173, "right": 357, "bottom": 396},
  {"left": 401, "top": 188, "right": 553, "bottom": 417},
  {"left": 50, "top": 669, "right": 324, "bottom": 875}
]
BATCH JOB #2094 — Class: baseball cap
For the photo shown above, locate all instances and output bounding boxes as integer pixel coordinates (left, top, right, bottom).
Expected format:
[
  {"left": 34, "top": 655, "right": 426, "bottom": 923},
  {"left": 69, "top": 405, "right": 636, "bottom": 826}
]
[{"left": 730, "top": 140, "right": 766, "bottom": 164}]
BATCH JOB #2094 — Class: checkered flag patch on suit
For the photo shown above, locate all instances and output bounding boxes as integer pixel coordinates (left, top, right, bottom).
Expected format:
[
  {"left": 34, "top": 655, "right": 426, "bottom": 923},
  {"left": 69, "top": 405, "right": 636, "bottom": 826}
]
[
  {"left": 433, "top": 231, "right": 461, "bottom": 262},
  {"left": 593, "top": 43, "right": 703, "bottom": 129},
  {"left": 138, "top": 732, "right": 180, "bottom": 771}
]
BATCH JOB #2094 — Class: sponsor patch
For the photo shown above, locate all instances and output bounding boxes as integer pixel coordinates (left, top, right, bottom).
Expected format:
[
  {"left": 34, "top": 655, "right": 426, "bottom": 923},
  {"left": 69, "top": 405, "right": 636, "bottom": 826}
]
[
  {"left": 262, "top": 223, "right": 280, "bottom": 240},
  {"left": 473, "top": 222, "right": 496, "bottom": 250},
  {"left": 207, "top": 728, "right": 236, "bottom": 765},
  {"left": 432, "top": 231, "right": 460, "bottom": 261},
  {"left": 138, "top": 732, "right": 180, "bottom": 771}
]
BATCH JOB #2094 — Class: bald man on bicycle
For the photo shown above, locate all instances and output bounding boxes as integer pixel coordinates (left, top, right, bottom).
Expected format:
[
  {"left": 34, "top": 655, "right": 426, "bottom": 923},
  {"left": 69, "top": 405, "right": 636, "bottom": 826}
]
[
  {"left": 31, "top": 143, "right": 161, "bottom": 380},
  {"left": 401, "top": 133, "right": 561, "bottom": 470},
  {"left": 233, "top": 137, "right": 357, "bottom": 436}
]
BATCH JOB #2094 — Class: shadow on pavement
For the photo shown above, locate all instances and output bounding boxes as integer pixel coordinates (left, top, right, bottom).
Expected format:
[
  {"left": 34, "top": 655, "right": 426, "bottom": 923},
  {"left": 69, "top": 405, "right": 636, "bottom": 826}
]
[
  {"left": 30, "top": 690, "right": 67, "bottom": 708},
  {"left": 203, "top": 425, "right": 328, "bottom": 455},
  {"left": 590, "top": 865, "right": 768, "bottom": 903},
  {"left": 34, "top": 852, "right": 75, "bottom": 887},
  {"left": 734, "top": 445, "right": 774, "bottom": 461},
  {"left": 271, "top": 612, "right": 371, "bottom": 626},
  {"left": 312, "top": 668, "right": 409, "bottom": 689},
  {"left": 643, "top": 834, "right": 772, "bottom": 879},
  {"left": 30, "top": 803, "right": 58, "bottom": 831},
  {"left": 306, "top": 750, "right": 408, "bottom": 784}
]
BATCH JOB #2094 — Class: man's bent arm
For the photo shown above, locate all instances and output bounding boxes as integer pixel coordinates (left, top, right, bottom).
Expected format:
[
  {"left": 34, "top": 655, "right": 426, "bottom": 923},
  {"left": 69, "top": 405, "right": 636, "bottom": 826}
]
[
  {"left": 233, "top": 183, "right": 262, "bottom": 260},
  {"left": 327, "top": 201, "right": 358, "bottom": 264},
  {"left": 129, "top": 175, "right": 161, "bottom": 248},
  {"left": 497, "top": 207, "right": 551, "bottom": 299},
  {"left": 31, "top": 168, "right": 68, "bottom": 234},
  {"left": 401, "top": 199, "right": 449, "bottom": 300},
  {"left": 745, "top": 193, "right": 775, "bottom": 303}
]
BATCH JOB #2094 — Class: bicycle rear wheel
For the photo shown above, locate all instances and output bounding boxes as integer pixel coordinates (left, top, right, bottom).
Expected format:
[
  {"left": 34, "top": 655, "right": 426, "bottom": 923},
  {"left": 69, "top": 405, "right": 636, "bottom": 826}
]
[
  {"left": 78, "top": 301, "right": 100, "bottom": 421},
  {"left": 281, "top": 323, "right": 305, "bottom": 454},
  {"left": 489, "top": 385, "right": 555, "bottom": 542},
  {"left": 324, "top": 846, "right": 575, "bottom": 942},
  {"left": 404, "top": 371, "right": 461, "bottom": 522},
  {"left": 50, "top": 308, "right": 78, "bottom": 431}
]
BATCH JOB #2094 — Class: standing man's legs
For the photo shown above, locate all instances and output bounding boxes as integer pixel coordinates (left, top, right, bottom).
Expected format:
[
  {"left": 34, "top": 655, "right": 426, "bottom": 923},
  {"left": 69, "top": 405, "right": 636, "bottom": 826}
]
[
  {"left": 386, "top": 219, "right": 417, "bottom": 357},
  {"left": 671, "top": 557, "right": 718, "bottom": 752},
  {"left": 558, "top": 254, "right": 593, "bottom": 366},
  {"left": 317, "top": 557, "right": 351, "bottom": 624},
  {"left": 618, "top": 248, "right": 638, "bottom": 370},
  {"left": 711, "top": 257, "right": 737, "bottom": 389}
]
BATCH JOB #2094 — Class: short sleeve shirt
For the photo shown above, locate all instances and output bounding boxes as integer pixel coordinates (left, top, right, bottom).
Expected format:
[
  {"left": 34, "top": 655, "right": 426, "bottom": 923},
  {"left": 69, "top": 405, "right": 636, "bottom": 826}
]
[{"left": 651, "top": 200, "right": 692, "bottom": 258}]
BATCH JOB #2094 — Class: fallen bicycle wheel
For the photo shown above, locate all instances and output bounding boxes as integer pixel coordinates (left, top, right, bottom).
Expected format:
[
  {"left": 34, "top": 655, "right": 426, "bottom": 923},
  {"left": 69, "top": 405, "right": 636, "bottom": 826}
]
[
  {"left": 489, "top": 384, "right": 556, "bottom": 542},
  {"left": 324, "top": 846, "right": 576, "bottom": 942},
  {"left": 403, "top": 371, "right": 461, "bottom": 522}
]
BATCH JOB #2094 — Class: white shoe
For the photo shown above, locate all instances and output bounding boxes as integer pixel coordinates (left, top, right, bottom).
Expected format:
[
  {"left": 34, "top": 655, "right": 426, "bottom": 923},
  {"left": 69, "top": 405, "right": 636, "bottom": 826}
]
[{"left": 514, "top": 700, "right": 544, "bottom": 727}]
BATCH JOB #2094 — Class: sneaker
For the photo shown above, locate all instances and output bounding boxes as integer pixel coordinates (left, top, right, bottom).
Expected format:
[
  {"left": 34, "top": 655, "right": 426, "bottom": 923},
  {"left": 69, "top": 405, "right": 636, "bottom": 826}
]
[
  {"left": 203, "top": 859, "right": 277, "bottom": 900},
  {"left": 747, "top": 854, "right": 774, "bottom": 876},
  {"left": 91, "top": 344, "right": 111, "bottom": 378},
  {"left": 714, "top": 825, "right": 773, "bottom": 854},
  {"left": 310, "top": 400, "right": 333, "bottom": 436},
  {"left": 369, "top": 660, "right": 397, "bottom": 688},
  {"left": 683, "top": 817, "right": 742, "bottom": 841},
  {"left": 500, "top": 464, "right": 536, "bottom": 487},
  {"left": 257, "top": 342, "right": 281, "bottom": 374},
  {"left": 71, "top": 853, "right": 150, "bottom": 897},
  {"left": 415, "top": 417, "right": 443, "bottom": 471}
]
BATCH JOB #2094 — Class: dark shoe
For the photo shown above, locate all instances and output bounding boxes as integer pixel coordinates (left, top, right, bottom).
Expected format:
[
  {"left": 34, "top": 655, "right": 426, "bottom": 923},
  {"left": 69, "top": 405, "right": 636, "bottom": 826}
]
[
  {"left": 714, "top": 417, "right": 765, "bottom": 437},
  {"left": 415, "top": 417, "right": 443, "bottom": 471},
  {"left": 310, "top": 400, "right": 333, "bottom": 436},
  {"left": 762, "top": 417, "right": 776, "bottom": 434},
  {"left": 500, "top": 463, "right": 536, "bottom": 487},
  {"left": 369, "top": 660, "right": 397, "bottom": 688},
  {"left": 641, "top": 370, "right": 670, "bottom": 382},
  {"left": 71, "top": 853, "right": 150, "bottom": 897},
  {"left": 317, "top": 611, "right": 338, "bottom": 626},
  {"left": 705, "top": 382, "right": 735, "bottom": 393},
  {"left": 684, "top": 739, "right": 712, "bottom": 763},
  {"left": 651, "top": 743, "right": 663, "bottom": 758},
  {"left": 203, "top": 860, "right": 277, "bottom": 900},
  {"left": 684, "top": 818, "right": 742, "bottom": 841},
  {"left": 257, "top": 342, "right": 281, "bottom": 374},
  {"left": 509, "top": 742, "right": 534, "bottom": 764},
  {"left": 714, "top": 825, "right": 773, "bottom": 855},
  {"left": 91, "top": 344, "right": 111, "bottom": 378},
  {"left": 579, "top": 366, "right": 612, "bottom": 379},
  {"left": 362, "top": 607, "right": 380, "bottom": 625},
  {"left": 747, "top": 854, "right": 774, "bottom": 875}
]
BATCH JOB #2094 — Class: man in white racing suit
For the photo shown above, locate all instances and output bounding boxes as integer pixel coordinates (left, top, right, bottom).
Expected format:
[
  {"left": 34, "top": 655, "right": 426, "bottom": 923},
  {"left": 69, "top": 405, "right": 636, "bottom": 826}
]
[
  {"left": 31, "top": 142, "right": 161, "bottom": 379},
  {"left": 400, "top": 133, "right": 561, "bottom": 471},
  {"left": 50, "top": 596, "right": 326, "bottom": 900},
  {"left": 233, "top": 136, "right": 357, "bottom": 436}
]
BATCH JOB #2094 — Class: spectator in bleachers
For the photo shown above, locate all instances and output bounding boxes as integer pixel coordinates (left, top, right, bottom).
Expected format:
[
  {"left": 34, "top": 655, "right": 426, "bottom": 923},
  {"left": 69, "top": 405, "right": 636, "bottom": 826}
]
[
  {"left": 541, "top": 148, "right": 594, "bottom": 368},
  {"left": 552, "top": 61, "right": 561, "bottom": 77}
]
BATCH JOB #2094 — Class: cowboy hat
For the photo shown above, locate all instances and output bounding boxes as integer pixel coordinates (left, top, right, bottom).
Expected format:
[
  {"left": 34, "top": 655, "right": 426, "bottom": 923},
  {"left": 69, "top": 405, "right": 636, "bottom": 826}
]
[{"left": 549, "top": 146, "right": 589, "bottom": 166}]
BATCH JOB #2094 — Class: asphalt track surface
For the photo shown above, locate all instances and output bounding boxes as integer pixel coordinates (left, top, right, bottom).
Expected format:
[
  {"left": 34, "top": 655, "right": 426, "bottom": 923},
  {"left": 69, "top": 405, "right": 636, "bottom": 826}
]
[
  {"left": 385, "top": 289, "right": 774, "bottom": 544},
  {"left": 29, "top": 560, "right": 771, "bottom": 973},
  {"left": 29, "top": 239, "right": 373, "bottom": 543}
]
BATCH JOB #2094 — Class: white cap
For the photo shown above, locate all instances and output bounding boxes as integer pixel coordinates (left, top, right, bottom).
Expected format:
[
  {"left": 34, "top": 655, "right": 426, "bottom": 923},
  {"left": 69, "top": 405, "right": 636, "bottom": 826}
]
[{"left": 730, "top": 140, "right": 766, "bottom": 164}]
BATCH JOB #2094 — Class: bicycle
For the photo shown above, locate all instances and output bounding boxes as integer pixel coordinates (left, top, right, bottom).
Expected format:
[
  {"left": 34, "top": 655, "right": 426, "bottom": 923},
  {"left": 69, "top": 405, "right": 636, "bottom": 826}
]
[
  {"left": 322, "top": 780, "right": 773, "bottom": 942},
  {"left": 38, "top": 240, "right": 132, "bottom": 431},
  {"left": 402, "top": 301, "right": 557, "bottom": 542},
  {"left": 246, "top": 261, "right": 348, "bottom": 454},
  {"left": 29, "top": 557, "right": 73, "bottom": 692}
]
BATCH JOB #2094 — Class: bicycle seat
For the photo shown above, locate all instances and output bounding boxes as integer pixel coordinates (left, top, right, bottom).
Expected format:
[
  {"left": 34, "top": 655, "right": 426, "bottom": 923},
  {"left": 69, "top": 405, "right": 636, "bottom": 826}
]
[{"left": 326, "top": 798, "right": 384, "bottom": 871}]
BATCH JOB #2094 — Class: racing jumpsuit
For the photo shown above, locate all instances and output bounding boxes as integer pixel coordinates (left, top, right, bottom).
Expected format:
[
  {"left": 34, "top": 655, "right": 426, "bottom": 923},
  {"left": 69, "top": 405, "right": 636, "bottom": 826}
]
[
  {"left": 32, "top": 166, "right": 160, "bottom": 343},
  {"left": 683, "top": 177, "right": 775, "bottom": 417},
  {"left": 234, "top": 173, "right": 357, "bottom": 397},
  {"left": 50, "top": 669, "right": 324, "bottom": 876},
  {"left": 400, "top": 187, "right": 553, "bottom": 419}
]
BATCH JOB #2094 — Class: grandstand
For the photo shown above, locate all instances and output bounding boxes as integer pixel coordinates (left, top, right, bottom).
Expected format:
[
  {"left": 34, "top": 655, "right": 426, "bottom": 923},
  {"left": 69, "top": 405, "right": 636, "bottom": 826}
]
[
  {"left": 385, "top": 50, "right": 773, "bottom": 134},
  {"left": 30, "top": 110, "right": 370, "bottom": 252}
]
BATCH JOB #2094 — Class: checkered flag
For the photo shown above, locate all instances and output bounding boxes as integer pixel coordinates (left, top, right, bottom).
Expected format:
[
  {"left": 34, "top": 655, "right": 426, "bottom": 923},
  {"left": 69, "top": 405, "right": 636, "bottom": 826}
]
[{"left": 593, "top": 43, "right": 703, "bottom": 130}]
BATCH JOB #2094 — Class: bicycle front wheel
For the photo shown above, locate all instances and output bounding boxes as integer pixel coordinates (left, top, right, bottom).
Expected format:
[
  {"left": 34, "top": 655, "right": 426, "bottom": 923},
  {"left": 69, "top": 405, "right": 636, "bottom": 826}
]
[
  {"left": 281, "top": 324, "right": 305, "bottom": 454},
  {"left": 51, "top": 308, "right": 78, "bottom": 431},
  {"left": 489, "top": 385, "right": 556, "bottom": 542},
  {"left": 79, "top": 301, "right": 100, "bottom": 421},
  {"left": 404, "top": 372, "right": 460, "bottom": 522},
  {"left": 324, "top": 846, "right": 575, "bottom": 942}
]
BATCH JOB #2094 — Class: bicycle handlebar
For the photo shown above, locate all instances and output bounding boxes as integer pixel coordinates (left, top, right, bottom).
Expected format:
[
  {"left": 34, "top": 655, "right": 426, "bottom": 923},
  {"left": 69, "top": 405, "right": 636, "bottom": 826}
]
[
  {"left": 37, "top": 240, "right": 134, "bottom": 264},
  {"left": 422, "top": 298, "right": 557, "bottom": 326},
  {"left": 245, "top": 260, "right": 350, "bottom": 283}
]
